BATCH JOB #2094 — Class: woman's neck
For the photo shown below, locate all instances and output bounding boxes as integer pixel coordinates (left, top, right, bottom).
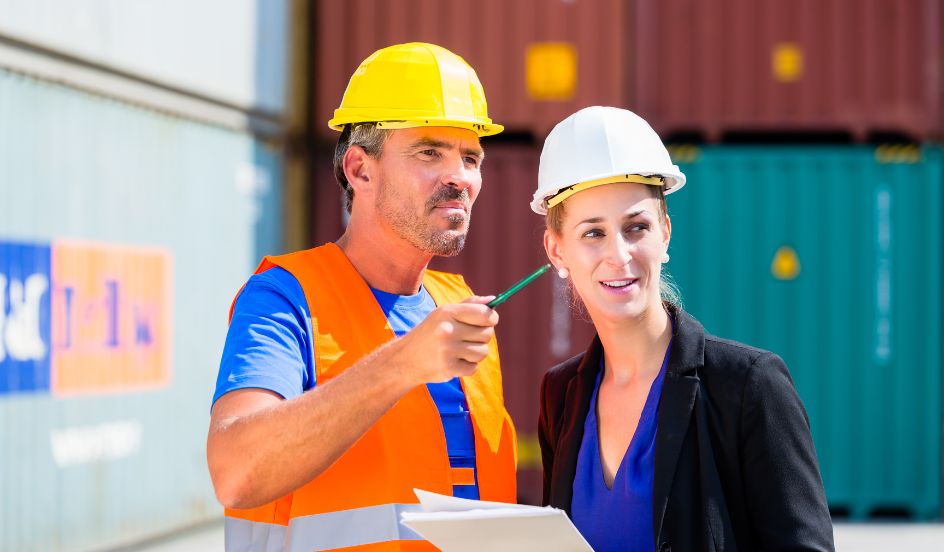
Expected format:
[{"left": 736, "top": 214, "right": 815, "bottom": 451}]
[{"left": 594, "top": 305, "right": 673, "bottom": 385}]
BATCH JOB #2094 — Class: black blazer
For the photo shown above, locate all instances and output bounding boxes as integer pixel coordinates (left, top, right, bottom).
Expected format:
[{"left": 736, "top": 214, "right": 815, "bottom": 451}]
[{"left": 539, "top": 307, "right": 835, "bottom": 551}]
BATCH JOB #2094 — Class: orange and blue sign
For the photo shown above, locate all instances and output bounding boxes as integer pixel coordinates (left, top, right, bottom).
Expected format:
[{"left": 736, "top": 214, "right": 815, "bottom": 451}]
[
  {"left": 0, "top": 241, "right": 52, "bottom": 394},
  {"left": 0, "top": 239, "right": 170, "bottom": 397}
]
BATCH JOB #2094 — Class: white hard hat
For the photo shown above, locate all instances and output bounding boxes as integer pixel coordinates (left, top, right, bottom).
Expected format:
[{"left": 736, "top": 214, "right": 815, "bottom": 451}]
[{"left": 531, "top": 106, "right": 686, "bottom": 215}]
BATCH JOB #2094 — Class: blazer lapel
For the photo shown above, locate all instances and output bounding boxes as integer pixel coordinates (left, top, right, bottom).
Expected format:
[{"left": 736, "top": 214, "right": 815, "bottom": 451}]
[
  {"left": 652, "top": 307, "right": 706, "bottom": 543},
  {"left": 550, "top": 336, "right": 603, "bottom": 513},
  {"left": 652, "top": 372, "right": 698, "bottom": 541}
]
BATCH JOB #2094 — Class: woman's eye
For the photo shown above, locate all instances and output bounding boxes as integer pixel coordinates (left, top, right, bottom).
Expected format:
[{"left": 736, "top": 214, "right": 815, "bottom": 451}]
[
  {"left": 582, "top": 229, "right": 604, "bottom": 238},
  {"left": 626, "top": 223, "right": 649, "bottom": 233}
]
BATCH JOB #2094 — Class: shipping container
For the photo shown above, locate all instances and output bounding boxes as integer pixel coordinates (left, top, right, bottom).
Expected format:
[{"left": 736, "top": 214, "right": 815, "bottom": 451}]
[
  {"left": 312, "top": 0, "right": 629, "bottom": 140},
  {"left": 312, "top": 0, "right": 942, "bottom": 144},
  {"left": 0, "top": 0, "right": 290, "bottom": 114},
  {"left": 0, "top": 68, "right": 283, "bottom": 551},
  {"left": 633, "top": 0, "right": 943, "bottom": 143},
  {"left": 667, "top": 145, "right": 942, "bottom": 519}
]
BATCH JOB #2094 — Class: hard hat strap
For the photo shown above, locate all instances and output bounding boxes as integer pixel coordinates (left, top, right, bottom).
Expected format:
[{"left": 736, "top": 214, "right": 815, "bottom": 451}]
[{"left": 546, "top": 174, "right": 665, "bottom": 209}]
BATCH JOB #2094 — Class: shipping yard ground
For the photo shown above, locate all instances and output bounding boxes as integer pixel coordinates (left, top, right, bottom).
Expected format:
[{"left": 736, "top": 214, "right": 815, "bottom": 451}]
[{"left": 119, "top": 520, "right": 944, "bottom": 551}]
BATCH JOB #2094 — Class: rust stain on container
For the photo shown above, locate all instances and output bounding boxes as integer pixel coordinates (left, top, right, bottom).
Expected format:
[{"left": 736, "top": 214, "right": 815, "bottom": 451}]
[
  {"left": 633, "top": 0, "right": 943, "bottom": 142},
  {"left": 312, "top": 0, "right": 628, "bottom": 139}
]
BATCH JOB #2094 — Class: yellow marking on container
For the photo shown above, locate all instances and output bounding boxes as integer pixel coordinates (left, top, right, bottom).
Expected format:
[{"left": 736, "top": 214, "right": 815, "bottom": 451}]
[
  {"left": 667, "top": 144, "right": 702, "bottom": 164},
  {"left": 526, "top": 42, "right": 578, "bottom": 101},
  {"left": 772, "top": 43, "right": 803, "bottom": 83},
  {"left": 772, "top": 245, "right": 801, "bottom": 280},
  {"left": 516, "top": 433, "right": 542, "bottom": 470},
  {"left": 875, "top": 144, "right": 921, "bottom": 164}
]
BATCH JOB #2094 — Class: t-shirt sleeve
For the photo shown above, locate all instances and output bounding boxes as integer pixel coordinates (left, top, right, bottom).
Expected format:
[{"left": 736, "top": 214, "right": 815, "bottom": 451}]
[{"left": 212, "top": 269, "right": 313, "bottom": 406}]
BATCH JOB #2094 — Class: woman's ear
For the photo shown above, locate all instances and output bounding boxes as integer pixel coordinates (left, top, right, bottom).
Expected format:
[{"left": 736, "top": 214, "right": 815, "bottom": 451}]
[
  {"left": 544, "top": 229, "right": 566, "bottom": 271},
  {"left": 343, "top": 145, "right": 374, "bottom": 196},
  {"left": 662, "top": 213, "right": 672, "bottom": 251}
]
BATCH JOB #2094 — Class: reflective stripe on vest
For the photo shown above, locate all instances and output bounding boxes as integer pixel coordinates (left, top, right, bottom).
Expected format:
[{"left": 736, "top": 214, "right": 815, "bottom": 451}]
[
  {"left": 224, "top": 516, "right": 286, "bottom": 552},
  {"left": 226, "top": 503, "right": 424, "bottom": 552},
  {"left": 223, "top": 243, "right": 517, "bottom": 551}
]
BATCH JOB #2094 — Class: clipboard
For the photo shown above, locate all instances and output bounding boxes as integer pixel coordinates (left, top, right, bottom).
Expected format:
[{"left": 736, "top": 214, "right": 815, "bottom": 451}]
[{"left": 400, "top": 489, "right": 593, "bottom": 552}]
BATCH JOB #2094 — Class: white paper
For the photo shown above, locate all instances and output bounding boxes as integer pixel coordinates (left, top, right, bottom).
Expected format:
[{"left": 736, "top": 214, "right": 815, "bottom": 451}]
[
  {"left": 413, "top": 488, "right": 534, "bottom": 512},
  {"left": 401, "top": 489, "right": 594, "bottom": 552}
]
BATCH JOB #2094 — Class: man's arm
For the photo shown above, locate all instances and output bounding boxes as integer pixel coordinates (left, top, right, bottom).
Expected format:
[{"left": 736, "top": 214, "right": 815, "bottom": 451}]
[{"left": 207, "top": 297, "right": 498, "bottom": 509}]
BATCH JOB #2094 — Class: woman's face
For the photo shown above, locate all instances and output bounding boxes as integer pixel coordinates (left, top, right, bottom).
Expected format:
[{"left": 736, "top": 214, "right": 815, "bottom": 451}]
[{"left": 544, "top": 182, "right": 671, "bottom": 324}]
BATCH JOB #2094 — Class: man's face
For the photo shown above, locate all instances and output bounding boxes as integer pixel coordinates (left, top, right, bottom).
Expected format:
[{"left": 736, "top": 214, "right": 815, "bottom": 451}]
[{"left": 373, "top": 127, "right": 484, "bottom": 256}]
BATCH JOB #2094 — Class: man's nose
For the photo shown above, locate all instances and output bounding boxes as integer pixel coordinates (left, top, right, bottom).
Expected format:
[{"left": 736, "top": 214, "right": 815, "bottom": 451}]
[{"left": 440, "top": 154, "right": 476, "bottom": 192}]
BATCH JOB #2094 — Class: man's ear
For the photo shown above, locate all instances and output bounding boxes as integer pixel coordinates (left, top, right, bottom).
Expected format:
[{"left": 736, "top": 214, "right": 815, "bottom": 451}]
[{"left": 343, "top": 145, "right": 375, "bottom": 196}]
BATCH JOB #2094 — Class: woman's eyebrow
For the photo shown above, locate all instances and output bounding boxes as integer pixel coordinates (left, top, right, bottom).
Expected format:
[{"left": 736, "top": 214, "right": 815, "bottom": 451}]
[{"left": 576, "top": 210, "right": 648, "bottom": 226}]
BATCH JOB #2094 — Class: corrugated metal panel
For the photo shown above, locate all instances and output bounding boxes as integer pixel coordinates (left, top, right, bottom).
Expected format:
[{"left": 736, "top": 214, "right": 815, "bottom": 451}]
[
  {"left": 310, "top": 143, "right": 596, "bottom": 505},
  {"left": 0, "top": 68, "right": 282, "bottom": 551},
  {"left": 312, "top": 0, "right": 628, "bottom": 140},
  {"left": 0, "top": 0, "right": 289, "bottom": 113},
  {"left": 634, "top": 0, "right": 943, "bottom": 142},
  {"left": 666, "top": 145, "right": 942, "bottom": 519}
]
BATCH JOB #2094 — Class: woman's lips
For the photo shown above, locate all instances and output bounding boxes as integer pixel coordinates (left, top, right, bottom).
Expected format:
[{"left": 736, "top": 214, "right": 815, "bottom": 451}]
[{"left": 598, "top": 278, "right": 639, "bottom": 293}]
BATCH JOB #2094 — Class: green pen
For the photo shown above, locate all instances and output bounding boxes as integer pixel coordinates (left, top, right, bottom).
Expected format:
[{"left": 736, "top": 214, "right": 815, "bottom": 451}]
[{"left": 486, "top": 263, "right": 552, "bottom": 308}]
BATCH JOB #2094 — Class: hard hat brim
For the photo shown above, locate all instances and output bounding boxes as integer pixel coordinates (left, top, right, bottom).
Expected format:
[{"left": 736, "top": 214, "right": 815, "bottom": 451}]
[
  {"left": 328, "top": 115, "right": 504, "bottom": 137},
  {"left": 530, "top": 172, "right": 686, "bottom": 215}
]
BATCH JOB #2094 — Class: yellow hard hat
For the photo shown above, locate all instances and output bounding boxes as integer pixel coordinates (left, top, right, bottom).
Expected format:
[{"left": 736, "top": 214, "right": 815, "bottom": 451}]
[{"left": 328, "top": 42, "right": 503, "bottom": 137}]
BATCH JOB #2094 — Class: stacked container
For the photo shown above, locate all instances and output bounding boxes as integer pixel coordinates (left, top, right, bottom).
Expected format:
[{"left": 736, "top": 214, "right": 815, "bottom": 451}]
[
  {"left": 668, "top": 145, "right": 942, "bottom": 520},
  {"left": 309, "top": 0, "right": 943, "bottom": 518},
  {"left": 633, "top": 0, "right": 942, "bottom": 143},
  {"left": 0, "top": 1, "right": 291, "bottom": 549}
]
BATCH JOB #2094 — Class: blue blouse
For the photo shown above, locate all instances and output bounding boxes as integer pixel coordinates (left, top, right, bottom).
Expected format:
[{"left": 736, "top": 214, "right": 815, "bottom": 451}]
[{"left": 570, "top": 341, "right": 671, "bottom": 552}]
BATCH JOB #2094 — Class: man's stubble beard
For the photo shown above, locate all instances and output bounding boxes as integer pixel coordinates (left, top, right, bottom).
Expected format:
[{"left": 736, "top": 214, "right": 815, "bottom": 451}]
[{"left": 375, "top": 178, "right": 472, "bottom": 257}]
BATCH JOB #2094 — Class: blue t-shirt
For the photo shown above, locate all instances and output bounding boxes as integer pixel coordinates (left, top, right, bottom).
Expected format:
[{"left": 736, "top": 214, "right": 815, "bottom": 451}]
[
  {"left": 570, "top": 341, "right": 671, "bottom": 552},
  {"left": 214, "top": 266, "right": 480, "bottom": 499}
]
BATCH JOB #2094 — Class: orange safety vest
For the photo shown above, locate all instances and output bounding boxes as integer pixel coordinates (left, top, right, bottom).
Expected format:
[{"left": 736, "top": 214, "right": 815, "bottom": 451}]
[{"left": 224, "top": 243, "right": 517, "bottom": 551}]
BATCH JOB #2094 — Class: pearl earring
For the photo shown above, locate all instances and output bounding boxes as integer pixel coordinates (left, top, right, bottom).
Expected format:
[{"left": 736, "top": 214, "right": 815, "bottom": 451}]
[
  {"left": 557, "top": 267, "right": 569, "bottom": 279},
  {"left": 662, "top": 253, "right": 670, "bottom": 263}
]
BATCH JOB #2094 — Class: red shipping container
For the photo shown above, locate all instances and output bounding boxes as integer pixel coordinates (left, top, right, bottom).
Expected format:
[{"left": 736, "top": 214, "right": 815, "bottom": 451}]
[
  {"left": 632, "top": 0, "right": 943, "bottom": 142},
  {"left": 312, "top": 0, "right": 629, "bottom": 140}
]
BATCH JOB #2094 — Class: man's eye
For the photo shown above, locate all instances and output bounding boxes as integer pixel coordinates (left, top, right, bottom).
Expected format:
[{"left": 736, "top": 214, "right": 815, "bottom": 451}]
[
  {"left": 419, "top": 149, "right": 438, "bottom": 157},
  {"left": 464, "top": 156, "right": 480, "bottom": 166}
]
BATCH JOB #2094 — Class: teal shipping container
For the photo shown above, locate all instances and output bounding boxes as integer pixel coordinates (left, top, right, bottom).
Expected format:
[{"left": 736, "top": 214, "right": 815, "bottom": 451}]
[
  {"left": 665, "top": 145, "right": 942, "bottom": 519},
  {"left": 0, "top": 68, "right": 282, "bottom": 550}
]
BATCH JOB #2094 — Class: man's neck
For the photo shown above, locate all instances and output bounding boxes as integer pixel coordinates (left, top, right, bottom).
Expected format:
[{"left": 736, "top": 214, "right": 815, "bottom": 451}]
[{"left": 336, "top": 222, "right": 432, "bottom": 296}]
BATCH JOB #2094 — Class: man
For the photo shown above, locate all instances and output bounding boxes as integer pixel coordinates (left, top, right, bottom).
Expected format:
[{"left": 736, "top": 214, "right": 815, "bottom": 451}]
[{"left": 207, "top": 42, "right": 517, "bottom": 551}]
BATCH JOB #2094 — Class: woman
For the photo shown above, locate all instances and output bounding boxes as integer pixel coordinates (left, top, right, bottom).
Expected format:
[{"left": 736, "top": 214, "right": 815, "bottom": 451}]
[{"left": 535, "top": 107, "right": 834, "bottom": 552}]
